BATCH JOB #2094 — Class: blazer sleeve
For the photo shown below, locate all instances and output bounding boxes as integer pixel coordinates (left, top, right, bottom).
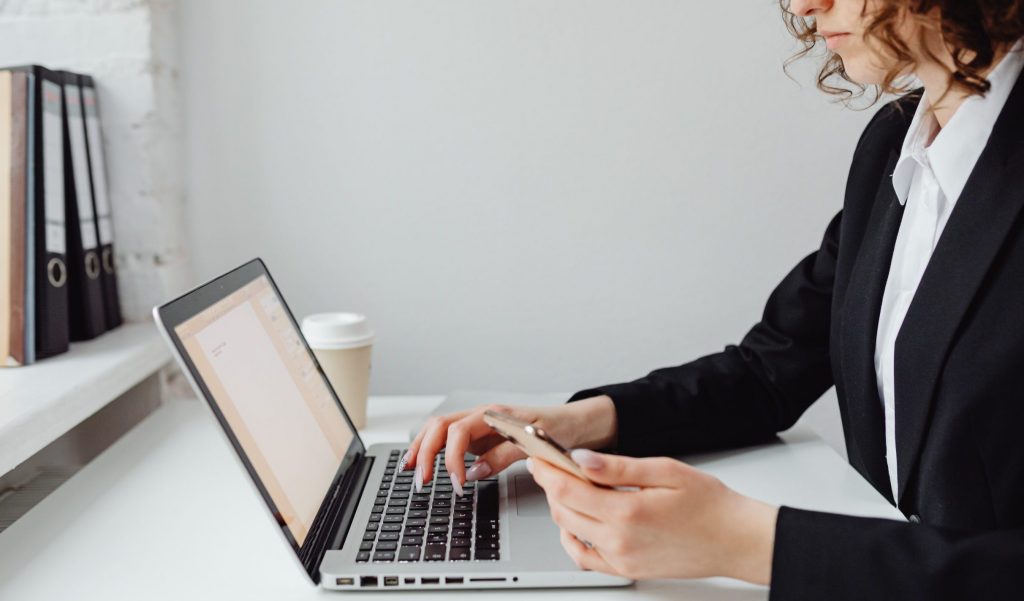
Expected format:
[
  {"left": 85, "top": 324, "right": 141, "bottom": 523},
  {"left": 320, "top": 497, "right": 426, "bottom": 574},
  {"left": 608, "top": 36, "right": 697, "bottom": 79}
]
[
  {"left": 771, "top": 506, "right": 1024, "bottom": 600},
  {"left": 566, "top": 211, "right": 841, "bottom": 457}
]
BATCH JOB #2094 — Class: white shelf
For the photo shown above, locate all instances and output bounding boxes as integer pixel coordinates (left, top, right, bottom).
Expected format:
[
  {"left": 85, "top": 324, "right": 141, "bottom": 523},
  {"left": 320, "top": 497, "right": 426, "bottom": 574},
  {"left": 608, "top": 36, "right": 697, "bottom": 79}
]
[{"left": 0, "top": 322, "right": 171, "bottom": 476}]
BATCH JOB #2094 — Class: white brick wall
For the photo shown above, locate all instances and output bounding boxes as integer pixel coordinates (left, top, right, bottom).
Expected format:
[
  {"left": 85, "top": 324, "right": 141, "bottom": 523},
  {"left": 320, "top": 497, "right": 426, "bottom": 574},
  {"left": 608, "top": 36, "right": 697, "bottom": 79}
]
[{"left": 0, "top": 0, "right": 189, "bottom": 321}]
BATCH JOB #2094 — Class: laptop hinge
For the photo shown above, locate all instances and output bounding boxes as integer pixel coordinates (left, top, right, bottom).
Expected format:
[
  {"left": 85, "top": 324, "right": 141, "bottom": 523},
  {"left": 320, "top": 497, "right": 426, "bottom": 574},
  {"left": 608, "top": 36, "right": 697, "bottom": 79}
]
[
  {"left": 302, "top": 454, "right": 374, "bottom": 582},
  {"left": 328, "top": 455, "right": 373, "bottom": 550}
]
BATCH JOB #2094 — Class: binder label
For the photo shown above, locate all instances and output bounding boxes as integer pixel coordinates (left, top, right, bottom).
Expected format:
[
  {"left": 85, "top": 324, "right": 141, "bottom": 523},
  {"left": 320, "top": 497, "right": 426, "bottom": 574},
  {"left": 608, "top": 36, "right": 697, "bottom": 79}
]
[
  {"left": 82, "top": 87, "right": 112, "bottom": 246},
  {"left": 42, "top": 80, "right": 66, "bottom": 255},
  {"left": 64, "top": 84, "right": 98, "bottom": 250}
]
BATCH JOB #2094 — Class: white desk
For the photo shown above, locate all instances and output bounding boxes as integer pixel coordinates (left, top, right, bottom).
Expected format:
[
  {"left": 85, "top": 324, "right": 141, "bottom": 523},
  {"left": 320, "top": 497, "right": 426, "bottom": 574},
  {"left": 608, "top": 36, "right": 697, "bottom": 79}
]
[{"left": 0, "top": 396, "right": 903, "bottom": 600}]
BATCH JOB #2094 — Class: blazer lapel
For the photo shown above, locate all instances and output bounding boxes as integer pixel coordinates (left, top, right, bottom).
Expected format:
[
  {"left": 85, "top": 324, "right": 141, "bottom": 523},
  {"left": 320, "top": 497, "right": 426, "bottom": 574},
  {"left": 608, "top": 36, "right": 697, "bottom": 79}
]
[
  {"left": 894, "top": 74, "right": 1024, "bottom": 503},
  {"left": 840, "top": 149, "right": 905, "bottom": 501}
]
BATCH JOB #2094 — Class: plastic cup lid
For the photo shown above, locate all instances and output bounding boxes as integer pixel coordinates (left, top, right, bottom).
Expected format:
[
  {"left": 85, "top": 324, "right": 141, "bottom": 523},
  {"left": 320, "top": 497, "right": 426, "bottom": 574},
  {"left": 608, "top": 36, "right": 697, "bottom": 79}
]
[{"left": 301, "top": 312, "right": 375, "bottom": 349}]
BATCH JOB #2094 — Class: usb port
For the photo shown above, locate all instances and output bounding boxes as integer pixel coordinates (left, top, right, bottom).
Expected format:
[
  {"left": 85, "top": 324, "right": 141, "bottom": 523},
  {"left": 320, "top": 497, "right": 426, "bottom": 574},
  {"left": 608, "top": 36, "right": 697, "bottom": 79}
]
[
  {"left": 384, "top": 576, "right": 399, "bottom": 587},
  {"left": 360, "top": 576, "right": 378, "bottom": 587},
  {"left": 445, "top": 577, "right": 464, "bottom": 584},
  {"left": 335, "top": 577, "right": 355, "bottom": 586},
  {"left": 422, "top": 577, "right": 439, "bottom": 584}
]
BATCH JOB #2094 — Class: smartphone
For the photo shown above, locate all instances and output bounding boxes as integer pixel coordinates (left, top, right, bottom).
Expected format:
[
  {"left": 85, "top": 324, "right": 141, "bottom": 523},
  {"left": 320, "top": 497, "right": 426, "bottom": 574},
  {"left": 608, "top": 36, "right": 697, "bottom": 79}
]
[{"left": 482, "top": 410, "right": 594, "bottom": 483}]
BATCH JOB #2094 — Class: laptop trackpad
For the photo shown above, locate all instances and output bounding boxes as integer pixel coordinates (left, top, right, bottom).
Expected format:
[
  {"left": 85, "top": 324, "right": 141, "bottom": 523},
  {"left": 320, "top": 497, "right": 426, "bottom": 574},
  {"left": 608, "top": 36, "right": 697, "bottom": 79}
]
[{"left": 513, "top": 475, "right": 551, "bottom": 517}]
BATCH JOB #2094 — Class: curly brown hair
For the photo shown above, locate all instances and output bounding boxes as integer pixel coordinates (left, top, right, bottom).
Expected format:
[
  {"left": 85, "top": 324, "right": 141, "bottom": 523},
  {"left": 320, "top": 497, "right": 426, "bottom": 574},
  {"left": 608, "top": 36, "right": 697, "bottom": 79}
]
[{"left": 780, "top": 0, "right": 1024, "bottom": 104}]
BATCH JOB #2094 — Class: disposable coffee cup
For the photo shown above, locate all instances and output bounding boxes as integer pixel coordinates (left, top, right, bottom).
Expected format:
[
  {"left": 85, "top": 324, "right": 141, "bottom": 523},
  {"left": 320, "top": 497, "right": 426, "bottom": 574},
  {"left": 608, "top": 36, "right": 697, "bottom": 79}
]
[{"left": 302, "top": 313, "right": 374, "bottom": 429}]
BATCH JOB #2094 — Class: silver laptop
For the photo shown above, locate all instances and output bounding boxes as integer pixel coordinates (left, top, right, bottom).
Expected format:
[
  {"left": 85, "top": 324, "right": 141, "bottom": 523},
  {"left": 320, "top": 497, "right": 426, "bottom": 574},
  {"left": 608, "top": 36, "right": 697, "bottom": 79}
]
[{"left": 153, "top": 259, "right": 631, "bottom": 591}]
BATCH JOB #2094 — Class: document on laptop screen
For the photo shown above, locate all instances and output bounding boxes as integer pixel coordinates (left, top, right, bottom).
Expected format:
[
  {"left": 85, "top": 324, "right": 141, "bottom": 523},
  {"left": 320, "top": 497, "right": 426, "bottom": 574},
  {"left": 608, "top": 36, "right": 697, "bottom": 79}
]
[{"left": 174, "top": 275, "right": 354, "bottom": 546}]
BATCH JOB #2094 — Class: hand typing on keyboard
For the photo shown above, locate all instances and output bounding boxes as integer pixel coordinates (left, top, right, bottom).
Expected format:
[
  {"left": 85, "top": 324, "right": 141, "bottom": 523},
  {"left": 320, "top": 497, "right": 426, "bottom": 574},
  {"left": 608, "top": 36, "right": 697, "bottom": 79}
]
[{"left": 403, "top": 397, "right": 618, "bottom": 496}]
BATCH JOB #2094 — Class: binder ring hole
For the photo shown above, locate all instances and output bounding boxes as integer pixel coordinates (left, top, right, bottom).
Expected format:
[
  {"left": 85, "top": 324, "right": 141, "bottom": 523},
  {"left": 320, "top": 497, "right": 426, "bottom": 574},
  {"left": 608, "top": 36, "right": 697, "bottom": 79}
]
[
  {"left": 48, "top": 258, "right": 67, "bottom": 288},
  {"left": 102, "top": 248, "right": 115, "bottom": 274},
  {"left": 85, "top": 251, "right": 101, "bottom": 279}
]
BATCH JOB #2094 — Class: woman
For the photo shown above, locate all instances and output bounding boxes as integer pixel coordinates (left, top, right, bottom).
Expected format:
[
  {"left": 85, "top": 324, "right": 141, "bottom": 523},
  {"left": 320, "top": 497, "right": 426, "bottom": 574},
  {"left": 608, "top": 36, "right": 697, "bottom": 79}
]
[{"left": 408, "top": 1, "right": 1024, "bottom": 598}]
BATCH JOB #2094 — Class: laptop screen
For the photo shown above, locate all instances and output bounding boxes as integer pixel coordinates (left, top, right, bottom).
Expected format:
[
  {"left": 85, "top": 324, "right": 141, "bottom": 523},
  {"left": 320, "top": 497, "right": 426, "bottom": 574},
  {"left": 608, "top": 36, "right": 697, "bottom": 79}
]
[{"left": 170, "top": 270, "right": 358, "bottom": 548}]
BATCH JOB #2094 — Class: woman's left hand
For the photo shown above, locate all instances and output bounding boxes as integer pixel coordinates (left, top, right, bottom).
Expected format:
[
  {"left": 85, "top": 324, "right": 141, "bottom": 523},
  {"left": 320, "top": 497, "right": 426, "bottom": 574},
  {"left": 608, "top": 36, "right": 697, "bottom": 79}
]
[{"left": 527, "top": 449, "right": 779, "bottom": 584}]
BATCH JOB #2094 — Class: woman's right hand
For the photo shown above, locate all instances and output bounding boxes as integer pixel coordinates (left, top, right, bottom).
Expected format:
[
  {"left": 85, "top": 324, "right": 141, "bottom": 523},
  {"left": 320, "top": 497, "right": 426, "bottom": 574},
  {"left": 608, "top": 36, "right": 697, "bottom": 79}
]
[{"left": 402, "top": 395, "right": 618, "bottom": 496}]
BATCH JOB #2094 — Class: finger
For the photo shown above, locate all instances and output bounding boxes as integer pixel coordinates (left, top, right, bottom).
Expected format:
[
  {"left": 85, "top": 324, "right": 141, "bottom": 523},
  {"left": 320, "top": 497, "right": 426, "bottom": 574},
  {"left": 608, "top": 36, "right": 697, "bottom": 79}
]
[
  {"left": 471, "top": 441, "right": 526, "bottom": 480},
  {"left": 569, "top": 450, "right": 688, "bottom": 489},
  {"left": 404, "top": 409, "right": 471, "bottom": 470},
  {"left": 546, "top": 499, "right": 608, "bottom": 548},
  {"left": 415, "top": 415, "right": 464, "bottom": 488},
  {"left": 444, "top": 413, "right": 507, "bottom": 492},
  {"left": 529, "top": 456, "right": 623, "bottom": 520},
  {"left": 559, "top": 528, "right": 618, "bottom": 575}
]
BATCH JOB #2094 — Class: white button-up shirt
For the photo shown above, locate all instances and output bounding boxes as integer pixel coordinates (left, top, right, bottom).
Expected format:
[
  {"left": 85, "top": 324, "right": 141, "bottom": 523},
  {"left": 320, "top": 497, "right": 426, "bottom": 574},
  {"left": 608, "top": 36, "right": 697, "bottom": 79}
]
[{"left": 875, "top": 42, "right": 1024, "bottom": 502}]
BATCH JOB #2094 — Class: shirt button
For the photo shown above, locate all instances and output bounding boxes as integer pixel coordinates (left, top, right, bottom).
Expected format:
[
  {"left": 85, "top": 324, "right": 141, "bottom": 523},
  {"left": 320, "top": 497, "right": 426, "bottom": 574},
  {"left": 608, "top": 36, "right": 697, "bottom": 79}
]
[{"left": 909, "top": 514, "right": 921, "bottom": 523}]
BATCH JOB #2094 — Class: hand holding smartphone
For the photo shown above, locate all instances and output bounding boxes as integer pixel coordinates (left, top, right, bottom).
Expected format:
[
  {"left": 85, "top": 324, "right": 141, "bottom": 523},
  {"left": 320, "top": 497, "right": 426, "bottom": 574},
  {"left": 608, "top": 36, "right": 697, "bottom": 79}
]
[{"left": 482, "top": 409, "right": 596, "bottom": 484}]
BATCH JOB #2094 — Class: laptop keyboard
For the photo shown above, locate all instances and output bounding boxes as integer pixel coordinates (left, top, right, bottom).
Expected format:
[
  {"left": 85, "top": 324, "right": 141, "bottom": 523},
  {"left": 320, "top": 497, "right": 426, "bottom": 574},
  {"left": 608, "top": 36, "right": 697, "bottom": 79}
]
[{"left": 357, "top": 449, "right": 501, "bottom": 563}]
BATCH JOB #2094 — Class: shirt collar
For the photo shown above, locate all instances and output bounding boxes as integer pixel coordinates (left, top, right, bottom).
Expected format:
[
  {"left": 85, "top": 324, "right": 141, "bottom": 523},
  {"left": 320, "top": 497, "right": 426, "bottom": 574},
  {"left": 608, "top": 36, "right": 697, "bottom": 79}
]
[{"left": 892, "top": 40, "right": 1024, "bottom": 206}]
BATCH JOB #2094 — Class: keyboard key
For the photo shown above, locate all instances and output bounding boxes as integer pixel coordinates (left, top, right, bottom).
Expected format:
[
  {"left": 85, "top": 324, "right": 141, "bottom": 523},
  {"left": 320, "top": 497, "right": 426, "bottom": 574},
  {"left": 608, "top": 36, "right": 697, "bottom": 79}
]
[
  {"left": 410, "top": 501, "right": 429, "bottom": 510},
  {"left": 373, "top": 551, "right": 395, "bottom": 562},
  {"left": 383, "top": 515, "right": 404, "bottom": 523},
  {"left": 404, "top": 527, "right": 424, "bottom": 536},
  {"left": 375, "top": 541, "right": 398, "bottom": 551},
  {"left": 408, "top": 510, "right": 428, "bottom": 519},
  {"left": 428, "top": 524, "right": 448, "bottom": 534},
  {"left": 388, "top": 498, "right": 408, "bottom": 507},
  {"left": 432, "top": 499, "right": 451, "bottom": 507},
  {"left": 450, "top": 537, "right": 471, "bottom": 548},
  {"left": 476, "top": 531, "right": 499, "bottom": 541},
  {"left": 406, "top": 519, "right": 426, "bottom": 527},
  {"left": 391, "top": 491, "right": 410, "bottom": 499},
  {"left": 453, "top": 519, "right": 472, "bottom": 529},
  {"left": 379, "top": 532, "right": 400, "bottom": 542},
  {"left": 475, "top": 549, "right": 500, "bottom": 560},
  {"left": 398, "top": 546, "right": 421, "bottom": 562},
  {"left": 360, "top": 541, "right": 373, "bottom": 551},
  {"left": 449, "top": 547, "right": 470, "bottom": 560},
  {"left": 430, "top": 506, "right": 451, "bottom": 516},
  {"left": 452, "top": 528, "right": 470, "bottom": 538},
  {"left": 401, "top": 536, "right": 423, "bottom": 546},
  {"left": 476, "top": 540, "right": 499, "bottom": 550},
  {"left": 363, "top": 532, "right": 376, "bottom": 542},
  {"left": 356, "top": 551, "right": 370, "bottom": 562},
  {"left": 381, "top": 524, "right": 402, "bottom": 532},
  {"left": 386, "top": 507, "right": 405, "bottom": 515},
  {"left": 434, "top": 493, "right": 452, "bottom": 500},
  {"left": 429, "top": 516, "right": 450, "bottom": 525},
  {"left": 423, "top": 545, "right": 447, "bottom": 561}
]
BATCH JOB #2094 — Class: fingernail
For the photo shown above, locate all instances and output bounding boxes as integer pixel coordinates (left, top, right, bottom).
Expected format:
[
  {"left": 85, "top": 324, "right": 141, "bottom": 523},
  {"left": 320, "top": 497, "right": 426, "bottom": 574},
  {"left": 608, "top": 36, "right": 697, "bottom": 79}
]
[
  {"left": 465, "top": 461, "right": 492, "bottom": 482},
  {"left": 570, "top": 449, "right": 604, "bottom": 470},
  {"left": 450, "top": 473, "right": 464, "bottom": 497},
  {"left": 525, "top": 458, "right": 535, "bottom": 474},
  {"left": 398, "top": 451, "right": 411, "bottom": 472},
  {"left": 415, "top": 465, "right": 423, "bottom": 493}
]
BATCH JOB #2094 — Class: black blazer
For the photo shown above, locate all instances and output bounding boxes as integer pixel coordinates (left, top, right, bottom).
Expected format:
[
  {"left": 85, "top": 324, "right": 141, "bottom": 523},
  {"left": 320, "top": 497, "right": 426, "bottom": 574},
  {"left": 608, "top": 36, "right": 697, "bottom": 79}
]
[{"left": 568, "top": 72, "right": 1024, "bottom": 600}]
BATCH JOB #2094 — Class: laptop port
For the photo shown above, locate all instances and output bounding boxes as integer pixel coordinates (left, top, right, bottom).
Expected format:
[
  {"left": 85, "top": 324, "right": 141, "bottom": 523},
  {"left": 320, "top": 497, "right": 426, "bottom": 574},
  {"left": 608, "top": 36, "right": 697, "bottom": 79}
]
[
  {"left": 384, "top": 576, "right": 399, "bottom": 587},
  {"left": 404, "top": 577, "right": 415, "bottom": 584},
  {"left": 445, "top": 577, "right": 464, "bottom": 584},
  {"left": 422, "top": 577, "right": 440, "bottom": 585},
  {"left": 360, "top": 576, "right": 378, "bottom": 587},
  {"left": 335, "top": 577, "right": 355, "bottom": 586}
]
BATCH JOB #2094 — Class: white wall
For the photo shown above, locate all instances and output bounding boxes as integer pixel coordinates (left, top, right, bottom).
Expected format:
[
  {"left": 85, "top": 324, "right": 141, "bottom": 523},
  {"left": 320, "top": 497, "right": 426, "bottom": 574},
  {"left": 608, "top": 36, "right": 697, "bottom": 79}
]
[{"left": 178, "top": 1, "right": 877, "bottom": 454}]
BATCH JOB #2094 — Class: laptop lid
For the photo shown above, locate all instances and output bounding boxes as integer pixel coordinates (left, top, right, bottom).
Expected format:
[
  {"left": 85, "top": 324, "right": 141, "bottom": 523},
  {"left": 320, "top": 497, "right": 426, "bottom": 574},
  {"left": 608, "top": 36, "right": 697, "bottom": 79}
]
[{"left": 154, "top": 258, "right": 366, "bottom": 583}]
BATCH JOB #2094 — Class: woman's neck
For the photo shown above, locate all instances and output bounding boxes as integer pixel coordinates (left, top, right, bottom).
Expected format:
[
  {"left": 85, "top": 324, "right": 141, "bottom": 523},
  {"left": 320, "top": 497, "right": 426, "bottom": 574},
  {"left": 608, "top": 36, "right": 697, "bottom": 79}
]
[{"left": 913, "top": 34, "right": 1010, "bottom": 129}]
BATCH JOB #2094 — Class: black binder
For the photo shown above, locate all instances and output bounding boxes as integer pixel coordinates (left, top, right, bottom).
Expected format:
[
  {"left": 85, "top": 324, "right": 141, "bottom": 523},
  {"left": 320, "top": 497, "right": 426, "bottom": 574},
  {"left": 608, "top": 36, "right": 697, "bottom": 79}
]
[
  {"left": 61, "top": 71, "right": 105, "bottom": 340},
  {"left": 79, "top": 75, "right": 121, "bottom": 330},
  {"left": 12, "top": 65, "right": 69, "bottom": 359}
]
